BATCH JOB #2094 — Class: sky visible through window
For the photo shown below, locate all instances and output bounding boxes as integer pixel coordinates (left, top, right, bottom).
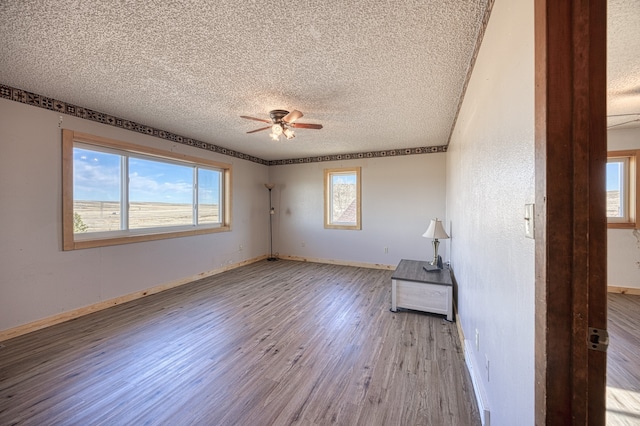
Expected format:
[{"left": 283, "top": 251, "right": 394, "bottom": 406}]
[
  {"left": 332, "top": 174, "right": 356, "bottom": 186},
  {"left": 606, "top": 162, "right": 622, "bottom": 192},
  {"left": 74, "top": 148, "right": 219, "bottom": 204}
]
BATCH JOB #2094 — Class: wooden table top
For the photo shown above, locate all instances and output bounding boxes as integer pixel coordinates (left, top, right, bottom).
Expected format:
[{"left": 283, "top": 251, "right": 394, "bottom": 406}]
[{"left": 391, "top": 259, "right": 452, "bottom": 286}]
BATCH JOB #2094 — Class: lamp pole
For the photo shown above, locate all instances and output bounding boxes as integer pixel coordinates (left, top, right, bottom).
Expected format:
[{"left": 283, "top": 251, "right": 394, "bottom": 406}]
[{"left": 265, "top": 184, "right": 277, "bottom": 261}]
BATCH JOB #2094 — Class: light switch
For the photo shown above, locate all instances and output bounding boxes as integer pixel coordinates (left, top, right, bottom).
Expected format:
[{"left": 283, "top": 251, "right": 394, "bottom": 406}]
[{"left": 525, "top": 204, "right": 535, "bottom": 239}]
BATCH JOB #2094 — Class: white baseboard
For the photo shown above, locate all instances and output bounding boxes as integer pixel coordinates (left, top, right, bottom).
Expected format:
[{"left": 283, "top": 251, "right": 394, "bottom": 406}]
[{"left": 464, "top": 340, "right": 491, "bottom": 426}]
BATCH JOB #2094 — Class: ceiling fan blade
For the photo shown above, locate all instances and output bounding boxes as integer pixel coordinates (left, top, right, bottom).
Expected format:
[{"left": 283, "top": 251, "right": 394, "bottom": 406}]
[
  {"left": 290, "top": 122, "right": 323, "bottom": 130},
  {"left": 283, "top": 110, "right": 303, "bottom": 123},
  {"left": 607, "top": 118, "right": 640, "bottom": 129},
  {"left": 246, "top": 126, "right": 272, "bottom": 134},
  {"left": 240, "top": 115, "right": 272, "bottom": 124},
  {"left": 607, "top": 112, "right": 640, "bottom": 117}
]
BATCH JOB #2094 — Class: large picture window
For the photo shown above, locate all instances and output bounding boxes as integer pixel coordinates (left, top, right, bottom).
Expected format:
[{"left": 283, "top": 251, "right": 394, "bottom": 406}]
[
  {"left": 63, "top": 130, "right": 231, "bottom": 250},
  {"left": 607, "top": 150, "right": 638, "bottom": 229},
  {"left": 324, "top": 167, "right": 361, "bottom": 230}
]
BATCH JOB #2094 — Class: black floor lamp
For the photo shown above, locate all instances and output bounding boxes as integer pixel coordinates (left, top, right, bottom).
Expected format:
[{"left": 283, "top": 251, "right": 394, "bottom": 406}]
[{"left": 265, "top": 183, "right": 278, "bottom": 261}]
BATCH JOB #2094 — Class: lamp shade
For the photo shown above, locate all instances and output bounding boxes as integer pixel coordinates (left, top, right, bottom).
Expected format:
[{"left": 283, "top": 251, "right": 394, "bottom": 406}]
[
  {"left": 422, "top": 219, "right": 449, "bottom": 239},
  {"left": 264, "top": 183, "right": 275, "bottom": 190}
]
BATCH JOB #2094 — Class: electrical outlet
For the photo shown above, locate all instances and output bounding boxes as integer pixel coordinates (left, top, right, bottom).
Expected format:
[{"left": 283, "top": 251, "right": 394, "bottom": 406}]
[
  {"left": 384, "top": 247, "right": 389, "bottom": 254},
  {"left": 475, "top": 329, "right": 479, "bottom": 351},
  {"left": 301, "top": 241, "right": 306, "bottom": 247},
  {"left": 238, "top": 244, "right": 243, "bottom": 251}
]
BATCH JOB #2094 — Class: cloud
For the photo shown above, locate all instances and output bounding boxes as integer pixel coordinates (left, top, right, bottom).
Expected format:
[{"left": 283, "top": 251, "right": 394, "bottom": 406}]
[
  {"left": 73, "top": 149, "right": 218, "bottom": 204},
  {"left": 74, "top": 160, "right": 121, "bottom": 200},
  {"left": 129, "top": 173, "right": 193, "bottom": 203}
]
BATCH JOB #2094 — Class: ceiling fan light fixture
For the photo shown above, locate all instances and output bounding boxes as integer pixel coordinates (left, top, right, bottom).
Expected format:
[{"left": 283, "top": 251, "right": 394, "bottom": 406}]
[
  {"left": 283, "top": 128, "right": 295, "bottom": 139},
  {"left": 269, "top": 132, "right": 280, "bottom": 141},
  {"left": 271, "top": 124, "right": 283, "bottom": 136}
]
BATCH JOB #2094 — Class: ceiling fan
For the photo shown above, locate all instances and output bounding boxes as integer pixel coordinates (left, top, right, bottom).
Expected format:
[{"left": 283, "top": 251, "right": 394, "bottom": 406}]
[
  {"left": 607, "top": 112, "right": 640, "bottom": 129},
  {"left": 240, "top": 109, "right": 323, "bottom": 140}
]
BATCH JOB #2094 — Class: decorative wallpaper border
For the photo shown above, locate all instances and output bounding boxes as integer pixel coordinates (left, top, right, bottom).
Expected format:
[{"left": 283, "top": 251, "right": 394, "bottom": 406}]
[
  {"left": 0, "top": 83, "right": 446, "bottom": 165},
  {"left": 267, "top": 145, "right": 446, "bottom": 166},
  {"left": 0, "top": 84, "right": 269, "bottom": 165}
]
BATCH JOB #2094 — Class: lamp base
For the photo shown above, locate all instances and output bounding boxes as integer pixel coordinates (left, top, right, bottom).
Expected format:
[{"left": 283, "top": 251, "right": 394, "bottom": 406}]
[
  {"left": 430, "top": 238, "right": 441, "bottom": 267},
  {"left": 423, "top": 263, "right": 441, "bottom": 272},
  {"left": 267, "top": 256, "right": 278, "bottom": 262},
  {"left": 429, "top": 255, "right": 444, "bottom": 269}
]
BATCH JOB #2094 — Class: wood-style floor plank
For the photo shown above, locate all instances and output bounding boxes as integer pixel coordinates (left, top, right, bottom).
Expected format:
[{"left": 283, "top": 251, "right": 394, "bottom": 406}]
[
  {"left": 0, "top": 260, "right": 480, "bottom": 425},
  {"left": 607, "top": 293, "right": 640, "bottom": 425}
]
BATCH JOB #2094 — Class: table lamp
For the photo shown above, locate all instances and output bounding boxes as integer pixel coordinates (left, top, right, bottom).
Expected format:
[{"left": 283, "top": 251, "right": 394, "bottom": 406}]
[{"left": 422, "top": 218, "right": 449, "bottom": 267}]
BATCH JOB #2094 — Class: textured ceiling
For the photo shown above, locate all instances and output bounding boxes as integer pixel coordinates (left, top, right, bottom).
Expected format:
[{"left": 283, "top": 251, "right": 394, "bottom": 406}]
[
  {"left": 608, "top": 0, "right": 640, "bottom": 130},
  {"left": 0, "top": 1, "right": 638, "bottom": 162},
  {"left": 0, "top": 0, "right": 489, "bottom": 161}
]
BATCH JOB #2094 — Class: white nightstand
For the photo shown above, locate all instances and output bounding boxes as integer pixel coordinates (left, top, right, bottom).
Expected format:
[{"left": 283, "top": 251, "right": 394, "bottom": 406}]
[{"left": 391, "top": 259, "right": 453, "bottom": 321}]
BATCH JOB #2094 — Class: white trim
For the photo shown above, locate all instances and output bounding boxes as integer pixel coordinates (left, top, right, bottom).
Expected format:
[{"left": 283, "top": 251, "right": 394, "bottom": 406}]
[{"left": 464, "top": 340, "right": 491, "bottom": 426}]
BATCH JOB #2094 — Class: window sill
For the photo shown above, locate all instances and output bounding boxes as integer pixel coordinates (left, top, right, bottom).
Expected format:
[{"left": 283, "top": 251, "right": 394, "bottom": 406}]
[
  {"left": 607, "top": 222, "right": 637, "bottom": 230},
  {"left": 64, "top": 225, "right": 231, "bottom": 251}
]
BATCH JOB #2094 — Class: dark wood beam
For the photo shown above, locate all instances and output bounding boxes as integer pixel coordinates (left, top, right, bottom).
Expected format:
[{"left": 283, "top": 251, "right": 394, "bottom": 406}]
[{"left": 534, "top": 0, "right": 607, "bottom": 424}]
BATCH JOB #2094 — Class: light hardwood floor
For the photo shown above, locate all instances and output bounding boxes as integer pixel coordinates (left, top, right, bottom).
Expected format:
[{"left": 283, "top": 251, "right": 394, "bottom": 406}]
[
  {"left": 0, "top": 260, "right": 480, "bottom": 425},
  {"left": 607, "top": 293, "right": 640, "bottom": 425}
]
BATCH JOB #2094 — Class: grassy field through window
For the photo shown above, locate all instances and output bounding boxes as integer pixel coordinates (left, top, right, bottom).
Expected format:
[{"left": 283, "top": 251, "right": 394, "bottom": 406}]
[{"left": 74, "top": 201, "right": 219, "bottom": 232}]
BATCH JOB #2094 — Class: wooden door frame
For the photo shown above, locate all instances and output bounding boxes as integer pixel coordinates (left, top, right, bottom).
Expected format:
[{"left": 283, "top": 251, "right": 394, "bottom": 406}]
[{"left": 534, "top": 0, "right": 607, "bottom": 424}]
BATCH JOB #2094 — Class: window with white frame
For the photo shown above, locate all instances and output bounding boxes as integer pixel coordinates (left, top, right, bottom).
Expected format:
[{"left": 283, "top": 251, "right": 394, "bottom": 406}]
[
  {"left": 63, "top": 130, "right": 231, "bottom": 250},
  {"left": 324, "top": 167, "right": 361, "bottom": 230},
  {"left": 607, "top": 150, "right": 638, "bottom": 229}
]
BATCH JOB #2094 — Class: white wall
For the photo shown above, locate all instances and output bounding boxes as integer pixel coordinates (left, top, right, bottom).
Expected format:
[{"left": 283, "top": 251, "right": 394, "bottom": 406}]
[
  {"left": 446, "top": 0, "right": 535, "bottom": 424},
  {"left": 0, "top": 98, "right": 270, "bottom": 333},
  {"left": 269, "top": 154, "right": 447, "bottom": 267},
  {"left": 608, "top": 127, "right": 640, "bottom": 289}
]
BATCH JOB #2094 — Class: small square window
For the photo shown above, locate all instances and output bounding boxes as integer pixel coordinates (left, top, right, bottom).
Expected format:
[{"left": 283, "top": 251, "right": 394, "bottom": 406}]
[{"left": 324, "top": 167, "right": 361, "bottom": 230}]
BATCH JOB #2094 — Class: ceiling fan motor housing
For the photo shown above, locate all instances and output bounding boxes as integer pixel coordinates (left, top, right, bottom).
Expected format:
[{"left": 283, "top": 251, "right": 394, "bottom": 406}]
[{"left": 269, "top": 110, "right": 289, "bottom": 123}]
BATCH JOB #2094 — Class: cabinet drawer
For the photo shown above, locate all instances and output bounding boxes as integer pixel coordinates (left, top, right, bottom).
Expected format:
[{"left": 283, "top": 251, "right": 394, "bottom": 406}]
[{"left": 395, "top": 280, "right": 450, "bottom": 314}]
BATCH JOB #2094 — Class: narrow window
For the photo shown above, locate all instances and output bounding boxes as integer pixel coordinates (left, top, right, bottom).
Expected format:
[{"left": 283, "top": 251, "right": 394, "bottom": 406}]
[
  {"left": 607, "top": 150, "right": 638, "bottom": 229},
  {"left": 197, "top": 168, "right": 222, "bottom": 225},
  {"left": 324, "top": 167, "right": 361, "bottom": 230},
  {"left": 73, "top": 146, "right": 123, "bottom": 233}
]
